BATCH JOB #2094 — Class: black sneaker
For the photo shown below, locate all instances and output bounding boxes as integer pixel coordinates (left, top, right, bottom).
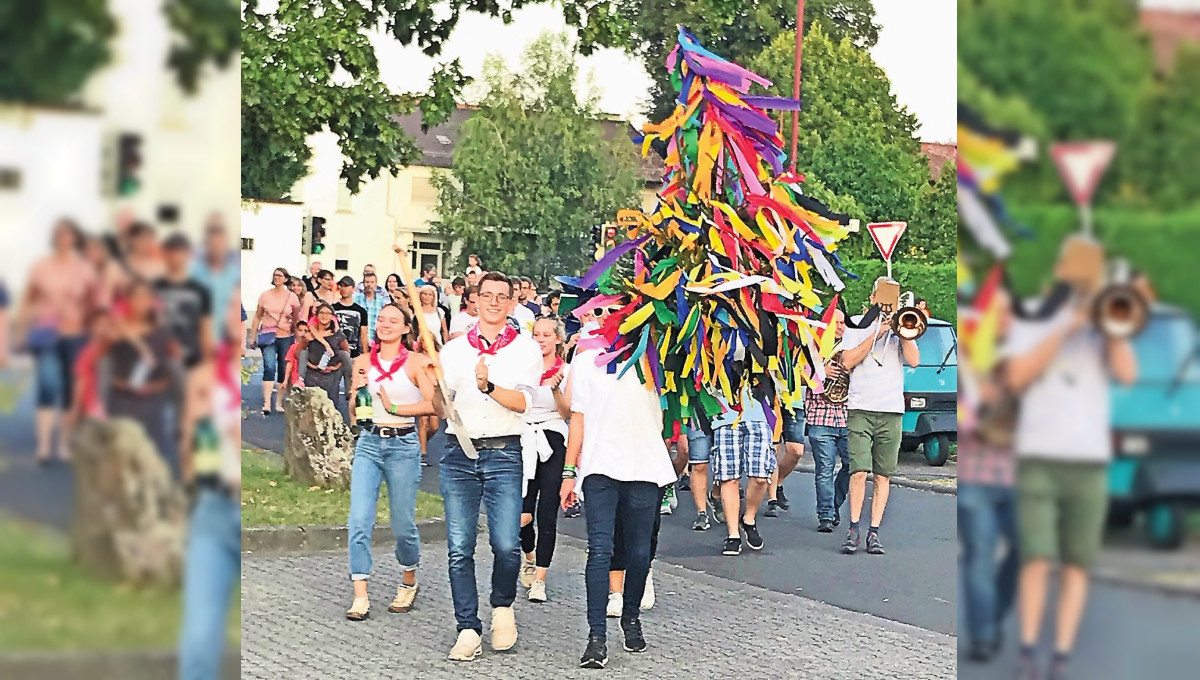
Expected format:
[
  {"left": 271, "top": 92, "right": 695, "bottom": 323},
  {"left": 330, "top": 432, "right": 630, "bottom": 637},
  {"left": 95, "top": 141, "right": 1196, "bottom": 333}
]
[
  {"left": 677, "top": 474, "right": 690, "bottom": 492},
  {"left": 841, "top": 528, "right": 860, "bottom": 554},
  {"left": 763, "top": 500, "right": 780, "bottom": 518},
  {"left": 817, "top": 518, "right": 834, "bottom": 533},
  {"left": 579, "top": 635, "right": 608, "bottom": 669},
  {"left": 620, "top": 617, "right": 646, "bottom": 653},
  {"left": 692, "top": 511, "right": 711, "bottom": 531},
  {"left": 722, "top": 536, "right": 742, "bottom": 556},
  {"left": 866, "top": 531, "right": 885, "bottom": 555},
  {"left": 564, "top": 501, "right": 581, "bottom": 519},
  {"left": 710, "top": 489, "right": 725, "bottom": 523},
  {"left": 776, "top": 485, "right": 790, "bottom": 511},
  {"left": 833, "top": 507, "right": 841, "bottom": 526},
  {"left": 742, "top": 520, "right": 764, "bottom": 550}
]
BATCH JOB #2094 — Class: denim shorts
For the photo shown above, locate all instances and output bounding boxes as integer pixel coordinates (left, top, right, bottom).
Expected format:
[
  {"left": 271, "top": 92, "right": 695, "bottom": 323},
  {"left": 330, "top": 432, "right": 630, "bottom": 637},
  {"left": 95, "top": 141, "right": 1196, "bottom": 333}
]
[
  {"left": 685, "top": 425, "right": 712, "bottom": 464},
  {"left": 782, "top": 407, "right": 806, "bottom": 444}
]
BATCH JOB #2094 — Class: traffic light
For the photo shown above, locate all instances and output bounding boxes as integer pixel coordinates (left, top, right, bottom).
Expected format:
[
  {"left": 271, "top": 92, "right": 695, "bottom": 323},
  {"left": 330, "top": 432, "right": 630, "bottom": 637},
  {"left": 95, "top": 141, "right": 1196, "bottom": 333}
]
[
  {"left": 590, "top": 225, "right": 602, "bottom": 247},
  {"left": 311, "top": 216, "right": 326, "bottom": 255},
  {"left": 604, "top": 225, "right": 618, "bottom": 249},
  {"left": 116, "top": 133, "right": 142, "bottom": 196}
]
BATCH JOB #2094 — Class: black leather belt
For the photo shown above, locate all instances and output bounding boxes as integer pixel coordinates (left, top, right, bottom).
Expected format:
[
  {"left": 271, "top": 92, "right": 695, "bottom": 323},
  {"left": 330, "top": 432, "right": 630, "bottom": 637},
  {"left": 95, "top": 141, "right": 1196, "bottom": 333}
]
[
  {"left": 470, "top": 435, "right": 521, "bottom": 450},
  {"left": 363, "top": 424, "right": 416, "bottom": 438}
]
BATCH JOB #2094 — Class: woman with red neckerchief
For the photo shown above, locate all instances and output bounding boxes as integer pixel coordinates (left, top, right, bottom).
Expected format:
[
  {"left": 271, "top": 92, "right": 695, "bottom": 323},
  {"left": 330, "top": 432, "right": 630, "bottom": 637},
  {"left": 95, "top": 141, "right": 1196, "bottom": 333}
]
[
  {"left": 517, "top": 316, "right": 572, "bottom": 604},
  {"left": 344, "top": 302, "right": 437, "bottom": 622}
]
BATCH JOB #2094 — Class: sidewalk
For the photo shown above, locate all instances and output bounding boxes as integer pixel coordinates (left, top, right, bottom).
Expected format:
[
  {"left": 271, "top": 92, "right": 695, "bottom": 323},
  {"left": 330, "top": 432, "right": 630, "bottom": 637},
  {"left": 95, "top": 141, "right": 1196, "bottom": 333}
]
[{"left": 242, "top": 536, "right": 957, "bottom": 680}]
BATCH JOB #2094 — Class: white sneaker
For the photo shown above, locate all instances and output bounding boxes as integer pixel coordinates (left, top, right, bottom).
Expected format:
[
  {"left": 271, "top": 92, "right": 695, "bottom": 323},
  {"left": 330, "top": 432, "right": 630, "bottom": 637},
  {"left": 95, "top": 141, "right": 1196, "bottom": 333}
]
[
  {"left": 641, "top": 569, "right": 655, "bottom": 610},
  {"left": 519, "top": 558, "right": 536, "bottom": 589},
  {"left": 528, "top": 578, "right": 547, "bottom": 603},
  {"left": 491, "top": 606, "right": 518, "bottom": 651},
  {"left": 606, "top": 591, "right": 622, "bottom": 618},
  {"left": 447, "top": 629, "right": 482, "bottom": 661}
]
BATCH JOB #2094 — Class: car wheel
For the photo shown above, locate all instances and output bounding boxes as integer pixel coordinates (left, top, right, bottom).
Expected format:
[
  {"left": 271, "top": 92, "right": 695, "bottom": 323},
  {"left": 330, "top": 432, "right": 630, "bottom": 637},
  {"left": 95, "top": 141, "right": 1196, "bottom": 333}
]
[
  {"left": 1145, "top": 502, "right": 1186, "bottom": 551},
  {"left": 923, "top": 434, "right": 951, "bottom": 467}
]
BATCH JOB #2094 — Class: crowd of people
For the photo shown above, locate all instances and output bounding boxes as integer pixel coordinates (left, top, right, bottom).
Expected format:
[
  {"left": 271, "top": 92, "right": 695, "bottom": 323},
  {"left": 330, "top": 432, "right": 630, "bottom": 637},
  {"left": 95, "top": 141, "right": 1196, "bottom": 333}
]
[{"left": 256, "top": 246, "right": 922, "bottom": 669}]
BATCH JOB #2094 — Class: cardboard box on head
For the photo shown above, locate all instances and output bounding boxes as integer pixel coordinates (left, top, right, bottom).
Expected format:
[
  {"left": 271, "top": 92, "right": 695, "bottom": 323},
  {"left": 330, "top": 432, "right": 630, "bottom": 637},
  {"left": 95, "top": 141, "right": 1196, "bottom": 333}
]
[
  {"left": 873, "top": 278, "right": 901, "bottom": 315},
  {"left": 1055, "top": 234, "right": 1106, "bottom": 294}
]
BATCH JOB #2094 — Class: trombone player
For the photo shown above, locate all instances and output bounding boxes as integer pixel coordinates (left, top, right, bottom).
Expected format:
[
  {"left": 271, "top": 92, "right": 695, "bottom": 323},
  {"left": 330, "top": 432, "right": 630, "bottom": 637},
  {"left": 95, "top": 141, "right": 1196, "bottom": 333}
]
[
  {"left": 1001, "top": 235, "right": 1137, "bottom": 680},
  {"left": 839, "top": 277, "right": 920, "bottom": 555}
]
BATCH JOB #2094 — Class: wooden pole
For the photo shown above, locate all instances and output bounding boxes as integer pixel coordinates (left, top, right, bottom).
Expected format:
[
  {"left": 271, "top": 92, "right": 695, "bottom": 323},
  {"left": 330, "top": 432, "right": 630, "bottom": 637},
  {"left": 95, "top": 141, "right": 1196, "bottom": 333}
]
[{"left": 789, "top": 0, "right": 806, "bottom": 172}]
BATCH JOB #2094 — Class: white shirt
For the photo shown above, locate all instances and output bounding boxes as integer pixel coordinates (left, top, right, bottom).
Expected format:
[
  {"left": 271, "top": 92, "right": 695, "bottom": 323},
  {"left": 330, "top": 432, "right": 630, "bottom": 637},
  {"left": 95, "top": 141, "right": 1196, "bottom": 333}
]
[
  {"left": 449, "top": 311, "right": 479, "bottom": 338},
  {"left": 368, "top": 359, "right": 422, "bottom": 428},
  {"left": 511, "top": 303, "right": 536, "bottom": 335},
  {"left": 570, "top": 347, "right": 676, "bottom": 490},
  {"left": 440, "top": 330, "right": 542, "bottom": 438},
  {"left": 1001, "top": 304, "right": 1111, "bottom": 462},
  {"left": 843, "top": 315, "right": 907, "bottom": 414},
  {"left": 521, "top": 364, "right": 570, "bottom": 487}
]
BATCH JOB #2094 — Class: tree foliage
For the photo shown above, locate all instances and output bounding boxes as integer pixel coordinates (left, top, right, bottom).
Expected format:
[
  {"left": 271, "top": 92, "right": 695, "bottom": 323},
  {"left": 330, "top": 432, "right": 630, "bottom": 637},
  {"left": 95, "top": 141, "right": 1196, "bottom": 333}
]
[
  {"left": 431, "top": 33, "right": 641, "bottom": 284},
  {"left": 165, "top": 0, "right": 241, "bottom": 94},
  {"left": 0, "top": 1, "right": 115, "bottom": 105},
  {"left": 1121, "top": 45, "right": 1200, "bottom": 210}
]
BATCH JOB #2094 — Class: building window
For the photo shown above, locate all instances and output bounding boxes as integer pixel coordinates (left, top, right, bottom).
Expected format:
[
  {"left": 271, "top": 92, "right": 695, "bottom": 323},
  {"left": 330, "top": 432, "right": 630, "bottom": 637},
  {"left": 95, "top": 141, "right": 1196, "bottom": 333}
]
[
  {"left": 0, "top": 168, "right": 20, "bottom": 191},
  {"left": 334, "top": 259, "right": 349, "bottom": 271},
  {"left": 158, "top": 205, "right": 180, "bottom": 223},
  {"left": 241, "top": 238, "right": 254, "bottom": 251}
]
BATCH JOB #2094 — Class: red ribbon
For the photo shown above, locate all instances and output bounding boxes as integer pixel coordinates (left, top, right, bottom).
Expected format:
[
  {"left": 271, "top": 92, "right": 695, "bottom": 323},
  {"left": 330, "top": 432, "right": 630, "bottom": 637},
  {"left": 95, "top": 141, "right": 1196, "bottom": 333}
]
[
  {"left": 540, "top": 358, "right": 564, "bottom": 385},
  {"left": 215, "top": 340, "right": 241, "bottom": 409},
  {"left": 370, "top": 341, "right": 409, "bottom": 382},
  {"left": 467, "top": 324, "right": 518, "bottom": 356}
]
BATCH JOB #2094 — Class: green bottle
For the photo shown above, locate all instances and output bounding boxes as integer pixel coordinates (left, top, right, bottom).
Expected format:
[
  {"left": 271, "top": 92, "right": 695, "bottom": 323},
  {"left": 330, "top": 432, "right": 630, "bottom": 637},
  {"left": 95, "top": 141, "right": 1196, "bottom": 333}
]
[
  {"left": 354, "top": 385, "right": 374, "bottom": 434},
  {"left": 192, "top": 418, "right": 222, "bottom": 483}
]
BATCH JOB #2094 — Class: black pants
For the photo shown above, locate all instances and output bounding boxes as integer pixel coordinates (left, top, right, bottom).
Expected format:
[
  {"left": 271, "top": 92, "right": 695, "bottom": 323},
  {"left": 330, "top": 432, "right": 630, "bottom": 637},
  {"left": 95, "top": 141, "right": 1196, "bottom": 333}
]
[
  {"left": 612, "top": 485, "right": 664, "bottom": 571},
  {"left": 583, "top": 475, "right": 660, "bottom": 637},
  {"left": 520, "top": 430, "right": 566, "bottom": 569}
]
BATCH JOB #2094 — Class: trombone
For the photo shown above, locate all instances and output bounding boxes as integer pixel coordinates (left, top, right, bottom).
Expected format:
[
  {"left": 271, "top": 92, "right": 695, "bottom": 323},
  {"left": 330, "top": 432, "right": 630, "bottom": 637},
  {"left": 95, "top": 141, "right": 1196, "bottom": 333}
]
[{"left": 890, "top": 291, "right": 928, "bottom": 340}]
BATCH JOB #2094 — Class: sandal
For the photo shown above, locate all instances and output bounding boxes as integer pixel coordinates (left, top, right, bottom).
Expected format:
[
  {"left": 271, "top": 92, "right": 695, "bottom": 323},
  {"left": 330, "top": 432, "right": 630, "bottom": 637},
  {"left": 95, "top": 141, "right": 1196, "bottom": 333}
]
[{"left": 346, "top": 597, "right": 370, "bottom": 621}]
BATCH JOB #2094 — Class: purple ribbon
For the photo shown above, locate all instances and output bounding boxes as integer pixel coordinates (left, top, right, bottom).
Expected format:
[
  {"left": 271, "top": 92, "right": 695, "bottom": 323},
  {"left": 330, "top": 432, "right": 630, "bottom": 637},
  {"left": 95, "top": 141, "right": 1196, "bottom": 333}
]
[{"left": 580, "top": 234, "right": 652, "bottom": 289}]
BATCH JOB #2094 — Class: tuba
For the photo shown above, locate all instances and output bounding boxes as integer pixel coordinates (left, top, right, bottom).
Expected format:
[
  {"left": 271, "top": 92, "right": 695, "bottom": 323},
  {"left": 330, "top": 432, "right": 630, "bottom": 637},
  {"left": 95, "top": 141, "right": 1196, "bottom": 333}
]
[
  {"left": 823, "top": 350, "right": 850, "bottom": 404},
  {"left": 890, "top": 291, "right": 928, "bottom": 340}
]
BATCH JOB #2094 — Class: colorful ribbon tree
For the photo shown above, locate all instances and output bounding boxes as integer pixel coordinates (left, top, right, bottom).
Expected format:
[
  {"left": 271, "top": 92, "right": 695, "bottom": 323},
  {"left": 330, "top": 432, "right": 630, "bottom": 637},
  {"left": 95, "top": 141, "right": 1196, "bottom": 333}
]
[{"left": 573, "top": 26, "right": 860, "bottom": 439}]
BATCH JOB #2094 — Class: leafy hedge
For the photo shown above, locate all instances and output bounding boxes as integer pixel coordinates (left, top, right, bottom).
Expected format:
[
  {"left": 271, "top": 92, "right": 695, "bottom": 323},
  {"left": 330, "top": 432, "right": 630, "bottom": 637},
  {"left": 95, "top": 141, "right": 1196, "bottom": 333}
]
[{"left": 837, "top": 259, "right": 957, "bottom": 324}]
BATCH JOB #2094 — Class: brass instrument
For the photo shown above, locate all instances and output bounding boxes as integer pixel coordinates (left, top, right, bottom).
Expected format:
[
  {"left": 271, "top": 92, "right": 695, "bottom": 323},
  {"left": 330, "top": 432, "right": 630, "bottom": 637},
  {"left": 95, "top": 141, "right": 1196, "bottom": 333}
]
[
  {"left": 1090, "top": 258, "right": 1149, "bottom": 340},
  {"left": 823, "top": 350, "right": 849, "bottom": 404},
  {"left": 890, "top": 291, "right": 928, "bottom": 340}
]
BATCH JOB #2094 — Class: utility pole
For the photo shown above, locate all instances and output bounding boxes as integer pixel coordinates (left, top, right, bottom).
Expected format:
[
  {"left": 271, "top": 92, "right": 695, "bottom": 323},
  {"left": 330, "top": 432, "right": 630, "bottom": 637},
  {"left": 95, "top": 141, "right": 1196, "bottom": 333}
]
[{"left": 789, "top": 0, "right": 806, "bottom": 172}]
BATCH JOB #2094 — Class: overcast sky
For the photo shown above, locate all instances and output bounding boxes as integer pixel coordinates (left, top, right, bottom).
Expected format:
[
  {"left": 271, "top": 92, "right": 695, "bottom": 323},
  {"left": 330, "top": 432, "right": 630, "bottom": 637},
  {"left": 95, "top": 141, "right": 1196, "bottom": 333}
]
[{"left": 372, "top": 1, "right": 959, "bottom": 142}]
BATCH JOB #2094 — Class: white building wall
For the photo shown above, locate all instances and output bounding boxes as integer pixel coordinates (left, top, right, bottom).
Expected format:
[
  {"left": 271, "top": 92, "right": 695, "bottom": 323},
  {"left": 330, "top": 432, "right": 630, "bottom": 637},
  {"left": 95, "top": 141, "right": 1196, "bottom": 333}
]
[{"left": 239, "top": 201, "right": 306, "bottom": 314}]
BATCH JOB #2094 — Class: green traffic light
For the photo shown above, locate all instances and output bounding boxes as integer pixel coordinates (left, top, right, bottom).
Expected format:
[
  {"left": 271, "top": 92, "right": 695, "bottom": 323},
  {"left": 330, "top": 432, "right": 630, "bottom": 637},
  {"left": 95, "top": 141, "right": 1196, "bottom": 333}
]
[{"left": 313, "top": 244, "right": 325, "bottom": 254}]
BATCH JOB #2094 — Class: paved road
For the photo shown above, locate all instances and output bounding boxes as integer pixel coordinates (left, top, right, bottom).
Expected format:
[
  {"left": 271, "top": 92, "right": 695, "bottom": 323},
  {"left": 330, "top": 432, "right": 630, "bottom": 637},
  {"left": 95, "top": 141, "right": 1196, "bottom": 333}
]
[{"left": 242, "top": 540, "right": 956, "bottom": 679}]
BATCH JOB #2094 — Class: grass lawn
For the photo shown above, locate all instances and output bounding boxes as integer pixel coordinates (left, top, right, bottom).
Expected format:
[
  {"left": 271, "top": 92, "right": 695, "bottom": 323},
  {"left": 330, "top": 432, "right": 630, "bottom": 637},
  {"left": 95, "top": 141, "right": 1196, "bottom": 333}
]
[
  {"left": 0, "top": 514, "right": 239, "bottom": 651},
  {"left": 241, "top": 448, "right": 444, "bottom": 526}
]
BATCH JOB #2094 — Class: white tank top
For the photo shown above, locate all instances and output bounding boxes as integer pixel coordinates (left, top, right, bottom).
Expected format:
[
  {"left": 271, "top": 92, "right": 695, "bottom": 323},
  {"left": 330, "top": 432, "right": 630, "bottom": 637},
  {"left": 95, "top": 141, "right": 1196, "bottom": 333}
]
[{"left": 368, "top": 356, "right": 422, "bottom": 427}]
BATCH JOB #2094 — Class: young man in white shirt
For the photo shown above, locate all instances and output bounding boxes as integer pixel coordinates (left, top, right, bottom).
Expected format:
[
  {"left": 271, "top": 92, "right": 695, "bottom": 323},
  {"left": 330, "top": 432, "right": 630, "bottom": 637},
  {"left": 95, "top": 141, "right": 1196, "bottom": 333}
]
[
  {"left": 839, "top": 277, "right": 920, "bottom": 556},
  {"left": 448, "top": 286, "right": 480, "bottom": 340},
  {"left": 1002, "top": 237, "right": 1136, "bottom": 680},
  {"left": 559, "top": 306, "right": 677, "bottom": 669},
  {"left": 431, "top": 272, "right": 543, "bottom": 662}
]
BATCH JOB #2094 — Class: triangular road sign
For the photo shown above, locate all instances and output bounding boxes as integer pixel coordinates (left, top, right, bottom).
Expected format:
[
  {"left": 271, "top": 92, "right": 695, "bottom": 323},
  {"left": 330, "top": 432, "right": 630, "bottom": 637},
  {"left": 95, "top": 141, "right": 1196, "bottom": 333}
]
[
  {"left": 1050, "top": 141, "right": 1116, "bottom": 207},
  {"left": 867, "top": 221, "right": 907, "bottom": 260}
]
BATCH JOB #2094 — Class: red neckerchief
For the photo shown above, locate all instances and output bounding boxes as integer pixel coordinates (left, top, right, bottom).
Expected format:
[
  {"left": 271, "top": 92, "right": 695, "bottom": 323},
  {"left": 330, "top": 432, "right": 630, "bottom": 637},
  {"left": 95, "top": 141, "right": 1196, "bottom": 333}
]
[
  {"left": 540, "top": 357, "right": 564, "bottom": 385},
  {"left": 468, "top": 324, "right": 518, "bottom": 356},
  {"left": 370, "top": 341, "right": 408, "bottom": 382},
  {"left": 215, "top": 340, "right": 240, "bottom": 409}
]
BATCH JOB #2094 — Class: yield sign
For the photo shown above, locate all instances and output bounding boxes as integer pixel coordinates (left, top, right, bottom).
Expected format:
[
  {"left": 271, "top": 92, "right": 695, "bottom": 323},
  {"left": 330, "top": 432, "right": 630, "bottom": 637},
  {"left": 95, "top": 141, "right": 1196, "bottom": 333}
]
[
  {"left": 1050, "top": 141, "right": 1116, "bottom": 207},
  {"left": 867, "top": 221, "right": 907, "bottom": 261}
]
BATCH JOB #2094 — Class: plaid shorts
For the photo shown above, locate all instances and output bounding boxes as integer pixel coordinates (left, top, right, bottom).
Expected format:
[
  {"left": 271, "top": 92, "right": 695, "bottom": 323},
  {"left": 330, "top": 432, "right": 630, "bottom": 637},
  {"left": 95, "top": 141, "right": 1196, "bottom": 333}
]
[{"left": 712, "top": 420, "right": 776, "bottom": 482}]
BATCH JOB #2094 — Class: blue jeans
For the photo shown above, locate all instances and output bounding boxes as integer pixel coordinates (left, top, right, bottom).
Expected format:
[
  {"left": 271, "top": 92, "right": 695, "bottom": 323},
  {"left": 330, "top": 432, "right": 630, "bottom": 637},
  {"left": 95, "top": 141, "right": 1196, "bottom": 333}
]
[
  {"left": 33, "top": 335, "right": 88, "bottom": 408},
  {"left": 582, "top": 474, "right": 659, "bottom": 637},
  {"left": 260, "top": 335, "right": 294, "bottom": 382},
  {"left": 440, "top": 438, "right": 524, "bottom": 633},
  {"left": 348, "top": 430, "right": 422, "bottom": 579},
  {"left": 178, "top": 490, "right": 240, "bottom": 680},
  {"left": 809, "top": 424, "right": 850, "bottom": 522},
  {"left": 686, "top": 425, "right": 712, "bottom": 463},
  {"left": 782, "top": 408, "right": 806, "bottom": 444},
  {"left": 959, "top": 482, "right": 1018, "bottom": 646}
]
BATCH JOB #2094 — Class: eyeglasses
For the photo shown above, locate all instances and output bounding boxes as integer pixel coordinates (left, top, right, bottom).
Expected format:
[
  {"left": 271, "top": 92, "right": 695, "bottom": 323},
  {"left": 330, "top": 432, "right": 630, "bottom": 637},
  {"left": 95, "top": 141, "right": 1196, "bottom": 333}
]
[{"left": 478, "top": 292, "right": 511, "bottom": 303}]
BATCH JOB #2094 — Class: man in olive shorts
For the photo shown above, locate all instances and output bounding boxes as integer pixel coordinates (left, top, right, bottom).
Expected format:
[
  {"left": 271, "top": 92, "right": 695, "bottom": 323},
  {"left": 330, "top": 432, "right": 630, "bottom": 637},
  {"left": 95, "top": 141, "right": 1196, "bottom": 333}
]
[
  {"left": 839, "top": 278, "right": 919, "bottom": 555},
  {"left": 1001, "top": 236, "right": 1137, "bottom": 680}
]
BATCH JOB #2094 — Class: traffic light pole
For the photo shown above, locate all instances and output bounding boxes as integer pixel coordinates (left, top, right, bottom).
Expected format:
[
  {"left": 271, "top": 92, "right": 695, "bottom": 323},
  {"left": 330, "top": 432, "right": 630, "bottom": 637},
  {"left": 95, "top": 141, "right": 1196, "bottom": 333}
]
[{"left": 789, "top": 0, "right": 805, "bottom": 173}]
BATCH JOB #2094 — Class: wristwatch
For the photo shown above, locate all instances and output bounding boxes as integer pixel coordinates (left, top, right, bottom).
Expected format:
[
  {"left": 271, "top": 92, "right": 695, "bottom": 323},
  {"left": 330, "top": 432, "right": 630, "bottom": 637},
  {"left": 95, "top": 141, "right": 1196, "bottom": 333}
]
[{"left": 483, "top": 381, "right": 496, "bottom": 395}]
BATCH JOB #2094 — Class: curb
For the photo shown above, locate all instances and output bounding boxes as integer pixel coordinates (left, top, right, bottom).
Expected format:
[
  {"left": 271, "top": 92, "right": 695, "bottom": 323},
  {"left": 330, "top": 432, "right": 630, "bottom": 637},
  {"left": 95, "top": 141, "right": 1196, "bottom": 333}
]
[
  {"left": 242, "top": 517, "right": 486, "bottom": 554},
  {"left": 1092, "top": 567, "right": 1200, "bottom": 600},
  {"left": 0, "top": 650, "right": 239, "bottom": 680},
  {"left": 793, "top": 464, "right": 958, "bottom": 496}
]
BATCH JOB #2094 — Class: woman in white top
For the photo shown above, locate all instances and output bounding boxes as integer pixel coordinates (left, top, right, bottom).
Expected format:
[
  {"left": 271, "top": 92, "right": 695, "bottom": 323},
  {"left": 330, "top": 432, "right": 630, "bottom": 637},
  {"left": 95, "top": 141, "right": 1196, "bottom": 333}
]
[
  {"left": 518, "top": 316, "right": 572, "bottom": 602},
  {"left": 418, "top": 285, "right": 447, "bottom": 345},
  {"left": 345, "top": 303, "right": 437, "bottom": 621}
]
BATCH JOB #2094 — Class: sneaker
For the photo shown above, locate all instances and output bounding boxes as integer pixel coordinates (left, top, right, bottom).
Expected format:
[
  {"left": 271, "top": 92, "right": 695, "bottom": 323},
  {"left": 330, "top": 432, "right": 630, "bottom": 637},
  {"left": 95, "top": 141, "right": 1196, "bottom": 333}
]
[
  {"left": 833, "top": 507, "right": 842, "bottom": 527},
  {"left": 490, "top": 606, "right": 517, "bottom": 651},
  {"left": 866, "top": 531, "right": 885, "bottom": 555},
  {"left": 520, "top": 558, "right": 537, "bottom": 589},
  {"left": 317, "top": 351, "right": 332, "bottom": 370},
  {"left": 817, "top": 518, "right": 834, "bottom": 533},
  {"left": 579, "top": 634, "right": 608, "bottom": 669},
  {"left": 345, "top": 596, "right": 370, "bottom": 621},
  {"left": 564, "top": 501, "right": 581, "bottom": 518},
  {"left": 692, "top": 511, "right": 711, "bottom": 531},
  {"left": 742, "top": 519, "right": 764, "bottom": 550},
  {"left": 387, "top": 583, "right": 418, "bottom": 613},
  {"left": 606, "top": 591, "right": 622, "bottom": 618},
  {"left": 776, "top": 485, "right": 790, "bottom": 511},
  {"left": 1048, "top": 656, "right": 1069, "bottom": 680},
  {"left": 620, "top": 616, "right": 647, "bottom": 653},
  {"left": 640, "top": 569, "right": 654, "bottom": 611},
  {"left": 842, "top": 528, "right": 860, "bottom": 554},
  {"left": 677, "top": 473, "right": 690, "bottom": 492},
  {"left": 660, "top": 486, "right": 675, "bottom": 515},
  {"left": 709, "top": 488, "right": 725, "bottom": 523},
  {"left": 764, "top": 500, "right": 780, "bottom": 518},
  {"left": 528, "top": 578, "right": 547, "bottom": 603},
  {"left": 447, "top": 628, "right": 483, "bottom": 661},
  {"left": 722, "top": 536, "right": 742, "bottom": 556}
]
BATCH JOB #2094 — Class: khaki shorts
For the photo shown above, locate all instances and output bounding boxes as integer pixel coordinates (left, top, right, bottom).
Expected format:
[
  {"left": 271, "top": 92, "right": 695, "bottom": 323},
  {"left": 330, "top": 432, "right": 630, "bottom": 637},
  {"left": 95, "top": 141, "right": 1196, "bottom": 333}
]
[
  {"left": 1016, "top": 459, "right": 1109, "bottom": 568},
  {"left": 847, "top": 410, "right": 902, "bottom": 477}
]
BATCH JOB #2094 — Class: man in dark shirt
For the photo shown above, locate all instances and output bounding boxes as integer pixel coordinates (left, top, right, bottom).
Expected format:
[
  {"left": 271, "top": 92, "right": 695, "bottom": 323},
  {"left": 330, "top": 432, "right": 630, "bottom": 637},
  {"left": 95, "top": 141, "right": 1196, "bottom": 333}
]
[
  {"left": 332, "top": 276, "right": 369, "bottom": 358},
  {"left": 154, "top": 234, "right": 213, "bottom": 372}
]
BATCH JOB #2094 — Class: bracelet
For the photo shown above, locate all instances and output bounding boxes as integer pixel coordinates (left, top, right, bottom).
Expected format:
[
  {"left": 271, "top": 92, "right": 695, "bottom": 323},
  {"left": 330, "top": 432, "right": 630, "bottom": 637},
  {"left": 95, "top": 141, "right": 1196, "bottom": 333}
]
[
  {"left": 389, "top": 404, "right": 399, "bottom": 416},
  {"left": 562, "top": 470, "right": 576, "bottom": 480},
  {"left": 563, "top": 464, "right": 577, "bottom": 472}
]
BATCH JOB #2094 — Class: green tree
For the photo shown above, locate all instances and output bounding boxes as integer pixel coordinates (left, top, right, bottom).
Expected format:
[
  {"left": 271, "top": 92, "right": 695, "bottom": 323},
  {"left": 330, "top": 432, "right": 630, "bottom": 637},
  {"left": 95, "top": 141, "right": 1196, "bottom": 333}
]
[
  {"left": 0, "top": 1, "right": 115, "bottom": 104},
  {"left": 242, "top": 0, "right": 628, "bottom": 201},
  {"left": 623, "top": 0, "right": 880, "bottom": 121},
  {"left": 431, "top": 33, "right": 641, "bottom": 283},
  {"left": 1121, "top": 44, "right": 1200, "bottom": 209},
  {"left": 165, "top": 0, "right": 241, "bottom": 94}
]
